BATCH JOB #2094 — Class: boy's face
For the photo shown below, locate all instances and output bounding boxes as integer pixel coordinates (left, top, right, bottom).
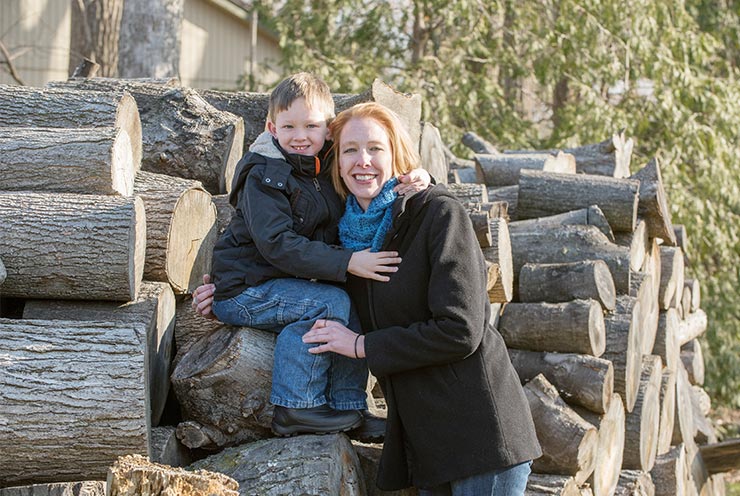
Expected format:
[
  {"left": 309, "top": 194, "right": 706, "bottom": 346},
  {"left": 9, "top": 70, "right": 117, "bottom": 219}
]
[{"left": 267, "top": 97, "right": 330, "bottom": 156}]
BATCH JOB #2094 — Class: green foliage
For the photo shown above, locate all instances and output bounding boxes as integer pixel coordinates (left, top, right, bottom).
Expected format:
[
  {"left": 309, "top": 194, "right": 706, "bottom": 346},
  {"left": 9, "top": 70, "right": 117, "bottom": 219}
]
[{"left": 262, "top": 0, "right": 740, "bottom": 407}]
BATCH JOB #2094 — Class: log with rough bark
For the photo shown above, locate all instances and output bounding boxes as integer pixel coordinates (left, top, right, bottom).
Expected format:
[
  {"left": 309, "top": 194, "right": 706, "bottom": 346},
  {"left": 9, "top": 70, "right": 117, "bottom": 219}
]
[
  {"left": 0, "top": 85, "right": 142, "bottom": 168},
  {"left": 171, "top": 325, "right": 276, "bottom": 450},
  {"left": 517, "top": 260, "right": 616, "bottom": 312},
  {"left": 622, "top": 355, "right": 661, "bottom": 472},
  {"left": 447, "top": 182, "right": 488, "bottom": 203},
  {"left": 211, "top": 194, "right": 236, "bottom": 235},
  {"left": 419, "top": 121, "right": 449, "bottom": 184},
  {"left": 602, "top": 309, "right": 642, "bottom": 413},
  {"left": 509, "top": 349, "right": 613, "bottom": 414},
  {"left": 480, "top": 218, "right": 513, "bottom": 302},
  {"left": 676, "top": 309, "right": 708, "bottom": 347},
  {"left": 576, "top": 394, "right": 625, "bottom": 496},
  {"left": 22, "top": 282, "right": 175, "bottom": 426},
  {"left": 673, "top": 224, "right": 691, "bottom": 265},
  {"left": 0, "top": 127, "right": 135, "bottom": 196},
  {"left": 566, "top": 132, "right": 634, "bottom": 178},
  {"left": 150, "top": 426, "right": 192, "bottom": 468},
  {"left": 0, "top": 482, "right": 106, "bottom": 496},
  {"left": 517, "top": 169, "right": 640, "bottom": 233},
  {"left": 689, "top": 386, "right": 717, "bottom": 445},
  {"left": 507, "top": 224, "right": 631, "bottom": 294},
  {"left": 173, "top": 297, "right": 226, "bottom": 366},
  {"left": 461, "top": 131, "right": 499, "bottom": 154},
  {"left": 451, "top": 167, "right": 478, "bottom": 184},
  {"left": 196, "top": 89, "right": 268, "bottom": 152},
  {"left": 192, "top": 434, "right": 365, "bottom": 495},
  {"left": 134, "top": 171, "right": 218, "bottom": 294},
  {"left": 630, "top": 158, "right": 676, "bottom": 245},
  {"left": 467, "top": 208, "right": 493, "bottom": 248},
  {"left": 475, "top": 151, "right": 576, "bottom": 187},
  {"left": 653, "top": 309, "right": 680, "bottom": 374},
  {"left": 656, "top": 368, "right": 676, "bottom": 456},
  {"left": 650, "top": 443, "right": 687, "bottom": 496},
  {"left": 615, "top": 470, "right": 655, "bottom": 496},
  {"left": 0, "top": 319, "right": 149, "bottom": 486},
  {"left": 524, "top": 374, "right": 598, "bottom": 485},
  {"left": 498, "top": 299, "right": 605, "bottom": 356},
  {"left": 615, "top": 220, "right": 648, "bottom": 272},
  {"left": 658, "top": 246, "right": 685, "bottom": 310},
  {"left": 48, "top": 78, "right": 244, "bottom": 195},
  {"left": 509, "top": 205, "right": 614, "bottom": 242},
  {"left": 106, "top": 454, "right": 238, "bottom": 496},
  {"left": 488, "top": 185, "right": 519, "bottom": 219},
  {"left": 0, "top": 192, "right": 145, "bottom": 301},
  {"left": 525, "top": 474, "right": 581, "bottom": 496},
  {"left": 699, "top": 438, "right": 740, "bottom": 475},
  {"left": 681, "top": 339, "right": 705, "bottom": 386}
]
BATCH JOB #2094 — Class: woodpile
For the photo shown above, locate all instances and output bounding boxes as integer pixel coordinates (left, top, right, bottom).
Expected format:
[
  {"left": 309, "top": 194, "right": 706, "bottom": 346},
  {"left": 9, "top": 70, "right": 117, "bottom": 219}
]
[{"left": 0, "top": 77, "right": 735, "bottom": 496}]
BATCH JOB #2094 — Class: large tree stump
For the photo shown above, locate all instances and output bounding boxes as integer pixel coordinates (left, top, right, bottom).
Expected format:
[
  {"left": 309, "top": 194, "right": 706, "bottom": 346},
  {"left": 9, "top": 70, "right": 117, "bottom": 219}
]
[
  {"left": 525, "top": 474, "right": 581, "bottom": 495},
  {"left": 171, "top": 326, "right": 276, "bottom": 450},
  {"left": 602, "top": 308, "right": 642, "bottom": 413},
  {"left": 48, "top": 78, "right": 244, "bottom": 195},
  {"left": 656, "top": 368, "right": 677, "bottom": 456},
  {"left": 192, "top": 434, "right": 366, "bottom": 495},
  {"left": 474, "top": 151, "right": 576, "bottom": 187},
  {"left": 22, "top": 282, "right": 175, "bottom": 426},
  {"left": 498, "top": 299, "right": 605, "bottom": 356},
  {"left": 517, "top": 169, "right": 640, "bottom": 233},
  {"left": 0, "top": 192, "right": 145, "bottom": 301},
  {"left": 622, "top": 355, "right": 661, "bottom": 472},
  {"left": 0, "top": 85, "right": 142, "bottom": 168},
  {"left": 650, "top": 444, "right": 687, "bottom": 496},
  {"left": 480, "top": 218, "right": 513, "bottom": 302},
  {"left": 517, "top": 260, "right": 616, "bottom": 311},
  {"left": 0, "top": 319, "right": 149, "bottom": 486},
  {"left": 461, "top": 131, "right": 499, "bottom": 154},
  {"left": 419, "top": 121, "right": 449, "bottom": 184},
  {"left": 508, "top": 349, "right": 613, "bottom": 414},
  {"left": 507, "top": 224, "right": 631, "bottom": 294},
  {"left": 0, "top": 482, "right": 106, "bottom": 496},
  {"left": 576, "top": 394, "right": 625, "bottom": 496},
  {"left": 524, "top": 375, "right": 597, "bottom": 485},
  {"left": 630, "top": 158, "right": 676, "bottom": 245},
  {"left": 509, "top": 205, "right": 614, "bottom": 242},
  {"left": 615, "top": 470, "right": 655, "bottom": 496},
  {"left": 107, "top": 454, "right": 238, "bottom": 496},
  {"left": 0, "top": 127, "right": 135, "bottom": 196}
]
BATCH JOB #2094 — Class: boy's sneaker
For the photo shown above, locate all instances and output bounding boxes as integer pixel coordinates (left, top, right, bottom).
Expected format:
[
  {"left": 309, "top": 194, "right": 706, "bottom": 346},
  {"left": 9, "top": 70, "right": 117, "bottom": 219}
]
[
  {"left": 348, "top": 410, "right": 386, "bottom": 443},
  {"left": 271, "top": 405, "right": 362, "bottom": 436}
]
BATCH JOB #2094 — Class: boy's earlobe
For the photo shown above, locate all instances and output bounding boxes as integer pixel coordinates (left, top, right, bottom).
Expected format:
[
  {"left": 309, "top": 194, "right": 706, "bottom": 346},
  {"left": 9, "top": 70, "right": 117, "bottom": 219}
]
[{"left": 267, "top": 121, "right": 278, "bottom": 137}]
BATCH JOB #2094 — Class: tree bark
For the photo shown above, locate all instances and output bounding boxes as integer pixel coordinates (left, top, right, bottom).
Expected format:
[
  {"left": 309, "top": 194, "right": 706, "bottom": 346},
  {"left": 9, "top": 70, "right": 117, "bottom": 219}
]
[
  {"left": 451, "top": 167, "right": 478, "bottom": 184},
  {"left": 461, "top": 131, "right": 498, "bottom": 154},
  {"left": 576, "top": 394, "right": 625, "bottom": 496},
  {"left": 0, "top": 85, "right": 142, "bottom": 168},
  {"left": 509, "top": 204, "right": 614, "bottom": 242},
  {"left": 562, "top": 132, "right": 634, "bottom": 178},
  {"left": 447, "top": 182, "right": 488, "bottom": 203},
  {"left": 507, "top": 224, "right": 631, "bottom": 295},
  {"left": 517, "top": 260, "right": 616, "bottom": 312},
  {"left": 622, "top": 355, "right": 661, "bottom": 472},
  {"left": 419, "top": 121, "right": 449, "bottom": 184},
  {"left": 191, "top": 434, "right": 366, "bottom": 495},
  {"left": 487, "top": 185, "right": 519, "bottom": 219},
  {"left": 0, "top": 482, "right": 106, "bottom": 496},
  {"left": 653, "top": 309, "right": 680, "bottom": 374},
  {"left": 630, "top": 158, "right": 676, "bottom": 246},
  {"left": 481, "top": 218, "right": 513, "bottom": 302},
  {"left": 150, "top": 426, "right": 192, "bottom": 468},
  {"left": 602, "top": 310, "right": 642, "bottom": 413},
  {"left": 48, "top": 78, "right": 244, "bottom": 195},
  {"left": 0, "top": 319, "right": 149, "bottom": 486},
  {"left": 699, "top": 438, "right": 740, "bottom": 475},
  {"left": 475, "top": 151, "right": 576, "bottom": 187},
  {"left": 658, "top": 246, "right": 685, "bottom": 310},
  {"left": 499, "top": 299, "right": 605, "bottom": 356},
  {"left": 517, "top": 169, "right": 640, "bottom": 233},
  {"left": 657, "top": 368, "right": 676, "bottom": 456},
  {"left": 0, "top": 126, "right": 134, "bottom": 196},
  {"left": 0, "top": 257, "right": 5, "bottom": 286},
  {"left": 117, "top": 0, "right": 184, "bottom": 78},
  {"left": 680, "top": 339, "right": 705, "bottom": 386},
  {"left": 650, "top": 444, "right": 687, "bottom": 496},
  {"left": 524, "top": 374, "right": 598, "bottom": 485},
  {"left": 106, "top": 454, "right": 238, "bottom": 496},
  {"left": 22, "top": 282, "right": 175, "bottom": 427},
  {"left": 69, "top": 0, "right": 123, "bottom": 77},
  {"left": 525, "top": 474, "right": 581, "bottom": 495},
  {"left": 134, "top": 171, "right": 217, "bottom": 294},
  {"left": 615, "top": 470, "right": 655, "bottom": 496},
  {"left": 171, "top": 326, "right": 276, "bottom": 450},
  {"left": 173, "top": 297, "right": 226, "bottom": 366},
  {"left": 0, "top": 192, "right": 145, "bottom": 301}
]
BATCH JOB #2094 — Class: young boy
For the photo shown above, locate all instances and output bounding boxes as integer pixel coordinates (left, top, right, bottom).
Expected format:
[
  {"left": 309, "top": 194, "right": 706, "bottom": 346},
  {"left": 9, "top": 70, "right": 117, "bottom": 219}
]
[{"left": 206, "top": 72, "right": 428, "bottom": 439}]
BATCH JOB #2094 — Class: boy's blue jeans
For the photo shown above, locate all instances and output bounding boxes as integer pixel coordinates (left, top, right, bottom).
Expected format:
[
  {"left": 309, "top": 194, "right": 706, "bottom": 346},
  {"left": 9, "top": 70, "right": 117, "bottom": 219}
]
[{"left": 212, "top": 278, "right": 368, "bottom": 411}]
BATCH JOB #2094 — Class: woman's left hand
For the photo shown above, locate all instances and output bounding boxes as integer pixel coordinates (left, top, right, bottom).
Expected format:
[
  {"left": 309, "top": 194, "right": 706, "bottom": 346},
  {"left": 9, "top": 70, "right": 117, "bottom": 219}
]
[{"left": 303, "top": 319, "right": 364, "bottom": 359}]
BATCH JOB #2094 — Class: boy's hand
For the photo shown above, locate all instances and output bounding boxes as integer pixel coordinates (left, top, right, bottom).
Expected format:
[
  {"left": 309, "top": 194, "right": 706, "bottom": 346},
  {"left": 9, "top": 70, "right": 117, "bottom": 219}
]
[
  {"left": 348, "top": 249, "right": 401, "bottom": 282},
  {"left": 395, "top": 168, "right": 432, "bottom": 195},
  {"left": 192, "top": 274, "right": 217, "bottom": 320}
]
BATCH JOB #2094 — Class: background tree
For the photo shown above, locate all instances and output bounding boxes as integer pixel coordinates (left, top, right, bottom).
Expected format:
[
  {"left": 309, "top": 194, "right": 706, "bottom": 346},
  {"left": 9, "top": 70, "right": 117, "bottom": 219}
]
[{"left": 69, "top": 0, "right": 124, "bottom": 77}]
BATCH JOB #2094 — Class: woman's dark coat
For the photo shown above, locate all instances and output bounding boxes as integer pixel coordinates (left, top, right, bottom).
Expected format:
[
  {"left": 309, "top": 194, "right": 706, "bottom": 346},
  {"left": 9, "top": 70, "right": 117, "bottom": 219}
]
[{"left": 346, "top": 184, "right": 542, "bottom": 491}]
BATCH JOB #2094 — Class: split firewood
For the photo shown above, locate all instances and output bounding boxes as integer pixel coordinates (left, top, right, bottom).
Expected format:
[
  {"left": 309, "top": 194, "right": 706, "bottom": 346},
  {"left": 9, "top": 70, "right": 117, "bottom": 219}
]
[
  {"left": 48, "top": 78, "right": 244, "bottom": 195},
  {"left": 106, "top": 454, "right": 238, "bottom": 496},
  {"left": 22, "top": 282, "right": 176, "bottom": 426},
  {"left": 150, "top": 426, "right": 192, "bottom": 468},
  {"left": 0, "top": 127, "right": 136, "bottom": 196},
  {"left": 602, "top": 309, "right": 642, "bottom": 413},
  {"left": 0, "top": 319, "right": 148, "bottom": 486},
  {"left": 475, "top": 151, "right": 576, "bottom": 187},
  {"left": 461, "top": 131, "right": 499, "bottom": 154},
  {"left": 656, "top": 369, "right": 676, "bottom": 456},
  {"left": 630, "top": 158, "right": 676, "bottom": 245},
  {"left": 615, "top": 470, "right": 655, "bottom": 496},
  {"left": 652, "top": 308, "right": 680, "bottom": 374},
  {"left": 681, "top": 339, "right": 705, "bottom": 386},
  {"left": 658, "top": 246, "right": 685, "bottom": 310},
  {"left": 676, "top": 309, "right": 708, "bottom": 347},
  {"left": 134, "top": 171, "right": 218, "bottom": 294},
  {"left": 517, "top": 169, "right": 640, "bottom": 233},
  {"left": 498, "top": 299, "right": 605, "bottom": 356},
  {"left": 509, "top": 204, "right": 614, "bottom": 242},
  {"left": 191, "top": 434, "right": 365, "bottom": 495},
  {"left": 509, "top": 349, "right": 613, "bottom": 414},
  {"left": 480, "top": 218, "right": 513, "bottom": 302},
  {"left": 525, "top": 474, "right": 581, "bottom": 495},
  {"left": 0, "top": 481, "right": 106, "bottom": 496},
  {"left": 0, "top": 192, "right": 145, "bottom": 301},
  {"left": 622, "top": 355, "right": 661, "bottom": 472},
  {"left": 419, "top": 121, "right": 449, "bottom": 185},
  {"left": 642, "top": 239, "right": 663, "bottom": 296},
  {"left": 467, "top": 208, "right": 493, "bottom": 248},
  {"left": 615, "top": 220, "right": 648, "bottom": 272},
  {"left": 524, "top": 374, "right": 597, "bottom": 485},
  {"left": 673, "top": 224, "right": 690, "bottom": 262},
  {"left": 650, "top": 443, "right": 687, "bottom": 496},
  {"left": 0, "top": 84, "right": 142, "bottom": 168}
]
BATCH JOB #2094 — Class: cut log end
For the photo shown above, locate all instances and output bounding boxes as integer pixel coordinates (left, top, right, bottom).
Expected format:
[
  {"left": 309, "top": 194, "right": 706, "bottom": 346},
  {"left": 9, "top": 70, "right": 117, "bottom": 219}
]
[
  {"left": 130, "top": 197, "right": 147, "bottom": 300},
  {"left": 111, "top": 129, "right": 135, "bottom": 196}
]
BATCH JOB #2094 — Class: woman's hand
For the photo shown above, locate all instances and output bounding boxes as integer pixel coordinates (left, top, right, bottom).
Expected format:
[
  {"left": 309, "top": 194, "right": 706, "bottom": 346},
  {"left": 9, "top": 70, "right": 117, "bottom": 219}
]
[
  {"left": 348, "top": 249, "right": 401, "bottom": 281},
  {"left": 303, "top": 319, "right": 365, "bottom": 359},
  {"left": 191, "top": 274, "right": 217, "bottom": 320},
  {"left": 395, "top": 168, "right": 432, "bottom": 196}
]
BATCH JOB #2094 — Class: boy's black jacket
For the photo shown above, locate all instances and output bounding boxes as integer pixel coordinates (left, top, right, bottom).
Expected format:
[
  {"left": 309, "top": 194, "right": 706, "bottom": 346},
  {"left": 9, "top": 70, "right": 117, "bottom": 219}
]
[{"left": 211, "top": 132, "right": 352, "bottom": 301}]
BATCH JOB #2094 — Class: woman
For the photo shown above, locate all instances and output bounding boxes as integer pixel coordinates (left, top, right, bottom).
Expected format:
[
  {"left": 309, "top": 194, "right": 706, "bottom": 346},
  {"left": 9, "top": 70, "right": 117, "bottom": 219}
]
[{"left": 303, "top": 102, "right": 542, "bottom": 495}]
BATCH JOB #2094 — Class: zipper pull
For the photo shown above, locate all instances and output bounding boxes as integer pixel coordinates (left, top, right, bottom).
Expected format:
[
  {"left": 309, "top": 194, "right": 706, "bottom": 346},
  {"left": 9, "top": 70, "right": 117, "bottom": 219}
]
[{"left": 313, "top": 177, "right": 321, "bottom": 191}]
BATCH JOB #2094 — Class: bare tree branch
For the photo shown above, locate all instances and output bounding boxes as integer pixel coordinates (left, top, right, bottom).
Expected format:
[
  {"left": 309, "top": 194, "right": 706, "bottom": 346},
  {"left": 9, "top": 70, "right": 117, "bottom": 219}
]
[{"left": 0, "top": 40, "right": 25, "bottom": 85}]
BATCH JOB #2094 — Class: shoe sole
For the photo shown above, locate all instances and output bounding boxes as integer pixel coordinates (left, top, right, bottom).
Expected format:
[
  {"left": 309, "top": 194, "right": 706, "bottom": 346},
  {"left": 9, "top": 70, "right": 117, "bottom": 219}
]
[{"left": 271, "top": 418, "right": 363, "bottom": 437}]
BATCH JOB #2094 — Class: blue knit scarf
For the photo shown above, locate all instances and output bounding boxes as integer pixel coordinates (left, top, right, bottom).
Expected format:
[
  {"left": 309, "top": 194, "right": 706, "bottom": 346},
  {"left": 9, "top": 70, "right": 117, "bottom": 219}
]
[{"left": 339, "top": 177, "right": 399, "bottom": 252}]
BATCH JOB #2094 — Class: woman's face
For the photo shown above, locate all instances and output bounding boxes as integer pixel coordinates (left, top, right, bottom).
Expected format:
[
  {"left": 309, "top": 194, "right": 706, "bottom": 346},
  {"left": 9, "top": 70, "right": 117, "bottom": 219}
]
[{"left": 338, "top": 117, "right": 394, "bottom": 211}]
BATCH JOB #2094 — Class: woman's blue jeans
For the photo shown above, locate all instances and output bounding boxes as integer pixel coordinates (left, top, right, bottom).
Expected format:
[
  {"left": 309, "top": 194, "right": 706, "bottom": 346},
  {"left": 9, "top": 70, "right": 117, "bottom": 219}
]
[
  {"left": 212, "top": 278, "right": 368, "bottom": 411},
  {"left": 417, "top": 461, "right": 532, "bottom": 496}
]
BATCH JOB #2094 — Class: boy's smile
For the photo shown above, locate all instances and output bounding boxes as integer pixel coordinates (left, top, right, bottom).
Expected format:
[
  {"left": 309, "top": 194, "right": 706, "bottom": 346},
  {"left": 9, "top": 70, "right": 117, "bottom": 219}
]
[{"left": 267, "top": 97, "right": 330, "bottom": 157}]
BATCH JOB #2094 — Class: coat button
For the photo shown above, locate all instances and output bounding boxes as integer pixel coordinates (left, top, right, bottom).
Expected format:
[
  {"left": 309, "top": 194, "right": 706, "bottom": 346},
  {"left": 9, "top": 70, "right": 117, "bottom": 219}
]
[
  {"left": 277, "top": 182, "right": 283, "bottom": 187},
  {"left": 265, "top": 178, "right": 271, "bottom": 183}
]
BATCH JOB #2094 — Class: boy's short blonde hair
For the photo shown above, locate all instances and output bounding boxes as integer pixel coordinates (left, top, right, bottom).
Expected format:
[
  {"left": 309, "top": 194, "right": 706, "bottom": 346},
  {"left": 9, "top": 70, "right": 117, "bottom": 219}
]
[
  {"left": 267, "top": 72, "right": 335, "bottom": 123},
  {"left": 329, "top": 102, "right": 420, "bottom": 199}
]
